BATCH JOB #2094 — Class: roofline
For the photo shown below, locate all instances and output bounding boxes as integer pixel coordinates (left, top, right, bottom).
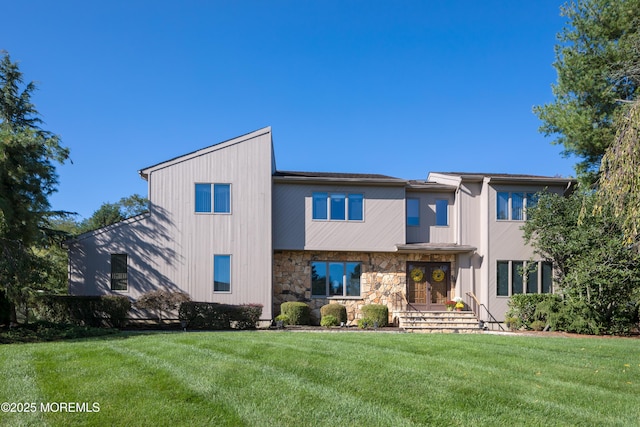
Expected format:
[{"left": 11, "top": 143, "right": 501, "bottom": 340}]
[
  {"left": 64, "top": 212, "right": 151, "bottom": 244},
  {"left": 429, "top": 172, "right": 577, "bottom": 185},
  {"left": 273, "top": 174, "right": 408, "bottom": 186},
  {"left": 138, "top": 126, "right": 272, "bottom": 180}
]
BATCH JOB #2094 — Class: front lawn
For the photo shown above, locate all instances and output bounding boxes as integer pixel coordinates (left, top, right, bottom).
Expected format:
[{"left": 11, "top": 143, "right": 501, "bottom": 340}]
[{"left": 1, "top": 331, "right": 638, "bottom": 426}]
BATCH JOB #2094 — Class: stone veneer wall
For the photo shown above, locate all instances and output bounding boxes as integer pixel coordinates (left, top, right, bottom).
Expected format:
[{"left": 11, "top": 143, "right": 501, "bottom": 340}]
[{"left": 273, "top": 250, "right": 457, "bottom": 325}]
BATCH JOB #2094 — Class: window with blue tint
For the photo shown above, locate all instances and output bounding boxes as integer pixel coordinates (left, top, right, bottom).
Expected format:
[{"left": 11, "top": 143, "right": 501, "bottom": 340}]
[
  {"left": 195, "top": 183, "right": 212, "bottom": 213},
  {"left": 348, "top": 194, "right": 364, "bottom": 221},
  {"left": 436, "top": 199, "right": 449, "bottom": 226},
  {"left": 311, "top": 261, "right": 362, "bottom": 297},
  {"left": 213, "top": 255, "right": 231, "bottom": 292},
  {"left": 330, "top": 194, "right": 346, "bottom": 220},
  {"left": 311, "top": 262, "right": 327, "bottom": 296},
  {"left": 312, "top": 192, "right": 327, "bottom": 220},
  {"left": 407, "top": 198, "right": 420, "bottom": 226},
  {"left": 345, "top": 262, "right": 361, "bottom": 296},
  {"left": 497, "top": 192, "right": 509, "bottom": 220},
  {"left": 527, "top": 192, "right": 539, "bottom": 209},
  {"left": 511, "top": 193, "right": 524, "bottom": 220},
  {"left": 328, "top": 262, "right": 344, "bottom": 296},
  {"left": 213, "top": 184, "right": 231, "bottom": 213}
]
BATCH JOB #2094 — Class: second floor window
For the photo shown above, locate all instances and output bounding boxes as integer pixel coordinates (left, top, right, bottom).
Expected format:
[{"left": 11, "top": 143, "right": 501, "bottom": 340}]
[
  {"left": 497, "top": 192, "right": 537, "bottom": 221},
  {"left": 407, "top": 198, "right": 420, "bottom": 226},
  {"left": 195, "top": 183, "right": 231, "bottom": 213},
  {"left": 312, "top": 192, "right": 364, "bottom": 221},
  {"left": 435, "top": 199, "right": 448, "bottom": 226}
]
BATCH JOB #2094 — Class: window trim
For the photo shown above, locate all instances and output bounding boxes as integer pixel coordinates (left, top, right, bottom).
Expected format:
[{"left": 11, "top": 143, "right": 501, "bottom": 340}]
[
  {"left": 407, "top": 198, "right": 420, "bottom": 227},
  {"left": 110, "top": 254, "right": 128, "bottom": 292},
  {"left": 312, "top": 192, "right": 364, "bottom": 222},
  {"left": 195, "top": 183, "right": 232, "bottom": 214},
  {"left": 496, "top": 260, "right": 553, "bottom": 297},
  {"left": 310, "top": 260, "right": 362, "bottom": 298},
  {"left": 496, "top": 192, "right": 538, "bottom": 221},
  {"left": 435, "top": 199, "right": 449, "bottom": 227},
  {"left": 213, "top": 254, "right": 232, "bottom": 293}
]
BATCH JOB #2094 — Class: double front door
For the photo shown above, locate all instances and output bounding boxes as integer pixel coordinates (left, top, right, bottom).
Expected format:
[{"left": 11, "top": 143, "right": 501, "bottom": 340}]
[{"left": 407, "top": 262, "right": 450, "bottom": 310}]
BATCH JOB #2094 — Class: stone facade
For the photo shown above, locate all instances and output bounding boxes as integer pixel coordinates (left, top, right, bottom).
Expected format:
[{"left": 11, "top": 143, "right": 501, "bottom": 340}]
[{"left": 273, "top": 250, "right": 457, "bottom": 325}]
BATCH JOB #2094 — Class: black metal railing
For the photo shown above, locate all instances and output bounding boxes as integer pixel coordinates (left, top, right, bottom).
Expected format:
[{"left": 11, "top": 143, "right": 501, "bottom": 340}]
[{"left": 466, "top": 292, "right": 505, "bottom": 331}]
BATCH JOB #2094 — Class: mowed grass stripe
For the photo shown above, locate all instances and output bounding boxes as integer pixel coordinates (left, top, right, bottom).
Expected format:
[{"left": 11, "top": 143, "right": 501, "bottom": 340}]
[
  {"left": 1, "top": 332, "right": 639, "bottom": 426},
  {"left": 115, "top": 334, "right": 417, "bottom": 426}
]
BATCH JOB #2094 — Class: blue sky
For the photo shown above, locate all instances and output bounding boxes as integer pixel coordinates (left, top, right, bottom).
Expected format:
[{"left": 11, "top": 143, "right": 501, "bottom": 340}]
[{"left": 2, "top": 1, "right": 575, "bottom": 219}]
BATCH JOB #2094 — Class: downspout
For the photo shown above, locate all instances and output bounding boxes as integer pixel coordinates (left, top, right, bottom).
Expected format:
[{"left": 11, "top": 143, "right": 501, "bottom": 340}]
[{"left": 454, "top": 180, "right": 462, "bottom": 299}]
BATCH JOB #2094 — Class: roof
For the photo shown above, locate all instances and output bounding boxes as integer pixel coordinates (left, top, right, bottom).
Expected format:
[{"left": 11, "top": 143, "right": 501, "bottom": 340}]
[
  {"left": 429, "top": 171, "right": 577, "bottom": 185},
  {"left": 273, "top": 170, "right": 407, "bottom": 186}
]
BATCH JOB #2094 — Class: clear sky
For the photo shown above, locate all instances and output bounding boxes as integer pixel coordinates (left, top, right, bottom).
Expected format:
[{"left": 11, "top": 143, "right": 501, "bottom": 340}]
[{"left": 2, "top": 1, "right": 576, "bottom": 219}]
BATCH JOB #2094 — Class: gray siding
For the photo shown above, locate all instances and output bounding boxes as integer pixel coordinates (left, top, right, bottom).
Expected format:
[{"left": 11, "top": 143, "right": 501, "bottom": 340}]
[
  {"left": 405, "top": 191, "right": 455, "bottom": 244},
  {"left": 273, "top": 183, "right": 405, "bottom": 251},
  {"left": 69, "top": 128, "right": 274, "bottom": 319}
]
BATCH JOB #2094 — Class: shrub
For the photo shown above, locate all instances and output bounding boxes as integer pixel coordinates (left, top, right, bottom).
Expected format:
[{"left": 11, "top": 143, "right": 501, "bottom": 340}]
[
  {"left": 280, "top": 302, "right": 310, "bottom": 325},
  {"left": 274, "top": 314, "right": 290, "bottom": 326},
  {"left": 135, "top": 289, "right": 190, "bottom": 323},
  {"left": 178, "top": 302, "right": 262, "bottom": 330},
  {"left": 358, "top": 318, "right": 374, "bottom": 329},
  {"left": 506, "top": 294, "right": 560, "bottom": 330},
  {"left": 34, "top": 295, "right": 131, "bottom": 328},
  {"left": 530, "top": 320, "right": 546, "bottom": 331},
  {"left": 361, "top": 304, "right": 389, "bottom": 327},
  {"left": 320, "top": 304, "right": 347, "bottom": 324},
  {"left": 320, "top": 315, "right": 339, "bottom": 328}
]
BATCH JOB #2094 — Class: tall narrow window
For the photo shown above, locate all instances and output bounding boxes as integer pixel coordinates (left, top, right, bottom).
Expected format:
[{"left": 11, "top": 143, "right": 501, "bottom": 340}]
[
  {"left": 407, "top": 198, "right": 420, "bottom": 226},
  {"left": 527, "top": 262, "right": 538, "bottom": 293},
  {"left": 311, "top": 262, "right": 327, "bottom": 296},
  {"left": 345, "top": 262, "right": 361, "bottom": 296},
  {"left": 213, "top": 255, "right": 231, "bottom": 292},
  {"left": 436, "top": 199, "right": 449, "bottom": 226},
  {"left": 195, "top": 183, "right": 212, "bottom": 213},
  {"left": 512, "top": 193, "right": 524, "bottom": 220},
  {"left": 497, "top": 261, "right": 509, "bottom": 296},
  {"left": 497, "top": 192, "right": 509, "bottom": 220},
  {"left": 312, "top": 192, "right": 328, "bottom": 220},
  {"left": 348, "top": 194, "right": 364, "bottom": 221},
  {"left": 512, "top": 261, "right": 524, "bottom": 294},
  {"left": 542, "top": 262, "right": 553, "bottom": 293},
  {"left": 110, "top": 254, "right": 128, "bottom": 291},
  {"left": 213, "top": 184, "right": 231, "bottom": 213},
  {"left": 330, "top": 194, "right": 346, "bottom": 220}
]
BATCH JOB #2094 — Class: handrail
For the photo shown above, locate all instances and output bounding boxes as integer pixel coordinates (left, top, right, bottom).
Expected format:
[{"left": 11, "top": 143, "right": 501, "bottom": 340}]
[{"left": 466, "top": 291, "right": 505, "bottom": 331}]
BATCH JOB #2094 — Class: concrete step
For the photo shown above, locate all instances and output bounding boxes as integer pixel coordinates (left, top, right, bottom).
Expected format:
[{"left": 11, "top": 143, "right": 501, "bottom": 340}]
[{"left": 395, "top": 310, "right": 483, "bottom": 333}]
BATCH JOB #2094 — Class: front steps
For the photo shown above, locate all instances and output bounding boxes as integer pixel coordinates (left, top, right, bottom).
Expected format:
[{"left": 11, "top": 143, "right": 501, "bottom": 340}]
[{"left": 395, "top": 310, "right": 484, "bottom": 333}]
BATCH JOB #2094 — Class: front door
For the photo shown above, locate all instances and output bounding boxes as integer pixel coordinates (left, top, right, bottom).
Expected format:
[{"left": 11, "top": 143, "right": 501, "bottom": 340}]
[{"left": 407, "top": 262, "right": 451, "bottom": 310}]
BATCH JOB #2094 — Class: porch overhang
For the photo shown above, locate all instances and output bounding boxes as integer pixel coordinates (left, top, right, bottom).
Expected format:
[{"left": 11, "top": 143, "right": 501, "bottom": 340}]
[{"left": 394, "top": 243, "right": 477, "bottom": 254}]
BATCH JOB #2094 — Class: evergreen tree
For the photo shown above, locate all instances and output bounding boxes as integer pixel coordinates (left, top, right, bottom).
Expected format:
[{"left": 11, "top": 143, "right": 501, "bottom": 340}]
[{"left": 0, "top": 52, "right": 69, "bottom": 323}]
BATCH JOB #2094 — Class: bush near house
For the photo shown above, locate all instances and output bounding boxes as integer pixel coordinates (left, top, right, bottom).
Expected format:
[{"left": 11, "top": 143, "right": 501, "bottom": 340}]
[
  {"left": 320, "top": 315, "right": 339, "bottom": 327},
  {"left": 178, "top": 302, "right": 263, "bottom": 330},
  {"left": 320, "top": 303, "right": 347, "bottom": 324},
  {"left": 361, "top": 304, "right": 389, "bottom": 327},
  {"left": 135, "top": 289, "right": 191, "bottom": 324},
  {"left": 34, "top": 295, "right": 131, "bottom": 328},
  {"left": 279, "top": 302, "right": 310, "bottom": 325},
  {"left": 506, "top": 294, "right": 559, "bottom": 330}
]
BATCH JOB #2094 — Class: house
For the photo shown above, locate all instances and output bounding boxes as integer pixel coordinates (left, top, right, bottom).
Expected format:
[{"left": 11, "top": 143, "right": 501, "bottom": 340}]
[{"left": 67, "top": 127, "right": 575, "bottom": 326}]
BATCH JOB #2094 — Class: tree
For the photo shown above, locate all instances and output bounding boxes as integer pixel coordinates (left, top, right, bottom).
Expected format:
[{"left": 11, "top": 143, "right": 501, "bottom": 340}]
[
  {"left": 79, "top": 194, "right": 148, "bottom": 232},
  {"left": 523, "top": 191, "right": 640, "bottom": 334},
  {"left": 597, "top": 100, "right": 640, "bottom": 243},
  {"left": 0, "top": 52, "right": 69, "bottom": 323},
  {"left": 534, "top": 0, "right": 640, "bottom": 182}
]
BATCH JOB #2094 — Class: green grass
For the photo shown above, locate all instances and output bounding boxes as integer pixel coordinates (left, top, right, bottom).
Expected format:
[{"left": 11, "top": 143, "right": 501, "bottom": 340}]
[{"left": 1, "top": 331, "right": 639, "bottom": 426}]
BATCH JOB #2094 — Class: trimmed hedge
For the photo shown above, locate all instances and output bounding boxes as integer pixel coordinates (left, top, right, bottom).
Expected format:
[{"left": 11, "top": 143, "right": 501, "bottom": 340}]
[
  {"left": 178, "top": 302, "right": 263, "bottom": 330},
  {"left": 361, "top": 304, "right": 389, "bottom": 327},
  {"left": 320, "top": 304, "right": 347, "bottom": 324},
  {"left": 35, "top": 295, "right": 131, "bottom": 328},
  {"left": 280, "top": 302, "right": 310, "bottom": 325}
]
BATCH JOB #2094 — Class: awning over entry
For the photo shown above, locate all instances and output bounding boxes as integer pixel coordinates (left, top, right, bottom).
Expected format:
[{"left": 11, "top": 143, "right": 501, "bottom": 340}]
[{"left": 395, "top": 243, "right": 477, "bottom": 254}]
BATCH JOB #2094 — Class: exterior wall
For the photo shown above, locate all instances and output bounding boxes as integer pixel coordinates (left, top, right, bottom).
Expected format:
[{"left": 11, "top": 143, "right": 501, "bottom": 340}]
[
  {"left": 486, "top": 183, "right": 568, "bottom": 321},
  {"left": 405, "top": 190, "right": 456, "bottom": 244},
  {"left": 273, "top": 250, "right": 460, "bottom": 324},
  {"left": 68, "top": 128, "right": 274, "bottom": 320},
  {"left": 273, "top": 183, "right": 405, "bottom": 252}
]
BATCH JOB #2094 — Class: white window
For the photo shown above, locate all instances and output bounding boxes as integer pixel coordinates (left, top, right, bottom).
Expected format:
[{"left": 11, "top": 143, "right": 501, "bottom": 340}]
[
  {"left": 496, "top": 192, "right": 538, "bottom": 221},
  {"left": 312, "top": 192, "right": 364, "bottom": 222},
  {"left": 214, "top": 255, "right": 231, "bottom": 293}
]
